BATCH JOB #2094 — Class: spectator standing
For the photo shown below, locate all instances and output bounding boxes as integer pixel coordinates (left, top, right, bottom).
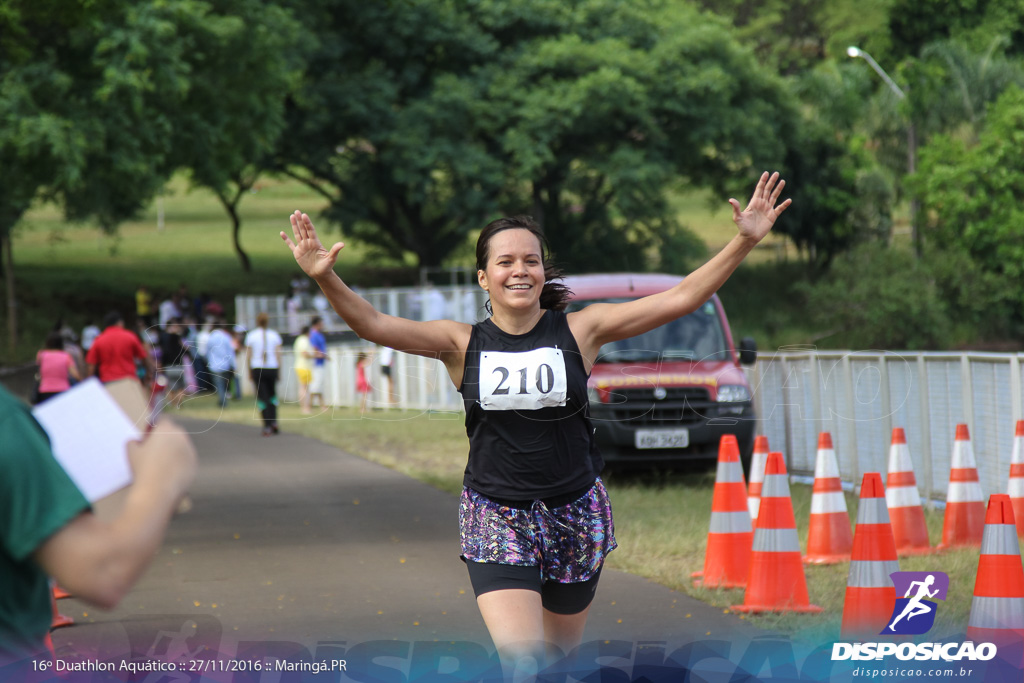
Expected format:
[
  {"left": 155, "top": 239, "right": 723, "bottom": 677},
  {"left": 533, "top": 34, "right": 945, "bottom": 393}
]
[
  {"left": 180, "top": 315, "right": 201, "bottom": 394},
  {"left": 422, "top": 283, "right": 448, "bottom": 321},
  {"left": 205, "top": 318, "right": 236, "bottom": 408},
  {"left": 136, "top": 320, "right": 160, "bottom": 380},
  {"left": 245, "top": 313, "right": 282, "bottom": 436},
  {"left": 355, "top": 351, "right": 370, "bottom": 414},
  {"left": 59, "top": 327, "right": 86, "bottom": 381},
  {"left": 86, "top": 311, "right": 153, "bottom": 385},
  {"left": 158, "top": 319, "right": 192, "bottom": 408},
  {"left": 35, "top": 332, "right": 82, "bottom": 404},
  {"left": 293, "top": 326, "right": 314, "bottom": 414},
  {"left": 230, "top": 326, "right": 246, "bottom": 400},
  {"left": 378, "top": 345, "right": 397, "bottom": 407},
  {"left": 286, "top": 287, "right": 302, "bottom": 336},
  {"left": 194, "top": 318, "right": 214, "bottom": 393},
  {"left": 80, "top": 319, "right": 101, "bottom": 352},
  {"left": 308, "top": 316, "right": 328, "bottom": 409},
  {"left": 312, "top": 291, "right": 332, "bottom": 331},
  {"left": 158, "top": 293, "right": 181, "bottom": 329},
  {"left": 136, "top": 285, "right": 154, "bottom": 327}
]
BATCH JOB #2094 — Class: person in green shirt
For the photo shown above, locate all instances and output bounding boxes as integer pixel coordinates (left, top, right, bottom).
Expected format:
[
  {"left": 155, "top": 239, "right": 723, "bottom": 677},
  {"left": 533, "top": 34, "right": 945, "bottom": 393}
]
[{"left": 0, "top": 385, "right": 197, "bottom": 667}]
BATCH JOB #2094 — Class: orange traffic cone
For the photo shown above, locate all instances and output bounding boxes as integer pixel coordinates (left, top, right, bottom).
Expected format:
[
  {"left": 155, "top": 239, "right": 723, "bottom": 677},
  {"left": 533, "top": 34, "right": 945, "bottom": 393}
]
[
  {"left": 967, "top": 494, "right": 1024, "bottom": 664},
  {"left": 732, "top": 452, "right": 822, "bottom": 614},
  {"left": 885, "top": 428, "right": 931, "bottom": 556},
  {"left": 1008, "top": 421, "right": 1024, "bottom": 537},
  {"left": 841, "top": 472, "right": 900, "bottom": 638},
  {"left": 53, "top": 585, "right": 72, "bottom": 600},
  {"left": 937, "top": 424, "right": 985, "bottom": 550},
  {"left": 693, "top": 435, "right": 753, "bottom": 588},
  {"left": 50, "top": 582, "right": 74, "bottom": 629},
  {"left": 804, "top": 432, "right": 853, "bottom": 564},
  {"left": 747, "top": 435, "right": 770, "bottom": 524}
]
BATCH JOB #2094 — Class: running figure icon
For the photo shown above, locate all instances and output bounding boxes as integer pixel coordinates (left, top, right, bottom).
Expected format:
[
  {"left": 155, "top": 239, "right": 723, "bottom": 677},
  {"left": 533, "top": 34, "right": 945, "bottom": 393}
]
[{"left": 888, "top": 574, "right": 940, "bottom": 631}]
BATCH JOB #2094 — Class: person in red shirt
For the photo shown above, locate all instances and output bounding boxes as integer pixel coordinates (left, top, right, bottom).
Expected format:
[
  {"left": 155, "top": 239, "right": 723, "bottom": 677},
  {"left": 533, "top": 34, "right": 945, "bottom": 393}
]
[{"left": 85, "top": 311, "right": 154, "bottom": 384}]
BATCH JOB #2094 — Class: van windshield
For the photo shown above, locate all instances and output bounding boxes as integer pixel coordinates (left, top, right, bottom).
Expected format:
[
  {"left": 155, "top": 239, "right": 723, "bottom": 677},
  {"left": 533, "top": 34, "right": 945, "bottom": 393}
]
[{"left": 566, "top": 299, "right": 731, "bottom": 363}]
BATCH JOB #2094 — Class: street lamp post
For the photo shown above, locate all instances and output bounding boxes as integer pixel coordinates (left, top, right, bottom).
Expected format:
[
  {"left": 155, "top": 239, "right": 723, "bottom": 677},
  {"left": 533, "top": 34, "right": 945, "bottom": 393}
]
[{"left": 847, "top": 46, "right": 920, "bottom": 255}]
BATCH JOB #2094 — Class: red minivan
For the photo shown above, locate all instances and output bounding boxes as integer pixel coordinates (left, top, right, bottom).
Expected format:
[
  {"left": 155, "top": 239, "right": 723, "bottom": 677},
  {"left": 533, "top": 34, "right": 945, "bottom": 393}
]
[{"left": 564, "top": 273, "right": 757, "bottom": 469}]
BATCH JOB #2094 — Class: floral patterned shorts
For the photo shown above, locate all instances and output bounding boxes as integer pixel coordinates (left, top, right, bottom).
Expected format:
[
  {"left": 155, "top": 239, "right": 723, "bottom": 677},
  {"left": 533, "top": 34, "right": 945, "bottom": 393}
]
[{"left": 459, "top": 478, "right": 616, "bottom": 583}]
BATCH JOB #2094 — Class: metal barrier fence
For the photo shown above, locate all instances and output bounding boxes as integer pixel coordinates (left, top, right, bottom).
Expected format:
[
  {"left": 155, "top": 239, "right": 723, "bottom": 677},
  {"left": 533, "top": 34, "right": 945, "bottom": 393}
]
[
  {"left": 749, "top": 349, "right": 1024, "bottom": 506},
  {"left": 260, "top": 343, "right": 464, "bottom": 417},
  {"left": 235, "top": 286, "right": 490, "bottom": 334}
]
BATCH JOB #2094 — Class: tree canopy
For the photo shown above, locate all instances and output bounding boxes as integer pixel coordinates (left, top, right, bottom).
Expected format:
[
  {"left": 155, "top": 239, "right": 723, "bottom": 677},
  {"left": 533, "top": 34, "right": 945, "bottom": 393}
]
[{"left": 5, "top": 0, "right": 1024, "bottom": 352}]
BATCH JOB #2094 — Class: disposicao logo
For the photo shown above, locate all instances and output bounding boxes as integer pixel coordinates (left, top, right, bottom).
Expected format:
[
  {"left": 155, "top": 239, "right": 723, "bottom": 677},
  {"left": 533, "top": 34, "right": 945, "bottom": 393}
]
[
  {"left": 883, "top": 571, "right": 948, "bottom": 635},
  {"left": 831, "top": 570, "right": 998, "bottom": 663}
]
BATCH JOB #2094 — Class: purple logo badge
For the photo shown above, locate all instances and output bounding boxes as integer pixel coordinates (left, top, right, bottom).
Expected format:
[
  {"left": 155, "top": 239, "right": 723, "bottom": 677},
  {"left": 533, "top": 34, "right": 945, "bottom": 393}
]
[{"left": 882, "top": 572, "right": 949, "bottom": 635}]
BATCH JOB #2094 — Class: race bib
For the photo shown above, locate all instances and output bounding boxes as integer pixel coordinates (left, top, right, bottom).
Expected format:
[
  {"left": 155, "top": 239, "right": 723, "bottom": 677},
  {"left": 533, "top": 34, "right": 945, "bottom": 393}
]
[{"left": 479, "top": 348, "right": 568, "bottom": 411}]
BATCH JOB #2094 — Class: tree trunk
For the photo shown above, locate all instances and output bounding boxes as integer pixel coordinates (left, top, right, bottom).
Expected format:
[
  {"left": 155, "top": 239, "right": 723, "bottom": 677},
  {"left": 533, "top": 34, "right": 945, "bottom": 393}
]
[
  {"left": 229, "top": 203, "right": 251, "bottom": 273},
  {"left": 216, "top": 188, "right": 251, "bottom": 272},
  {"left": 2, "top": 231, "right": 16, "bottom": 354}
]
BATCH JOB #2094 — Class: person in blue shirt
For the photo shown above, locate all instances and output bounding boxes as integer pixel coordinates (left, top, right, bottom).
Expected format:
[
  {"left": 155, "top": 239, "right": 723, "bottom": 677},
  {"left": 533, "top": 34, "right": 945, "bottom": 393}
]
[{"left": 308, "top": 316, "right": 328, "bottom": 409}]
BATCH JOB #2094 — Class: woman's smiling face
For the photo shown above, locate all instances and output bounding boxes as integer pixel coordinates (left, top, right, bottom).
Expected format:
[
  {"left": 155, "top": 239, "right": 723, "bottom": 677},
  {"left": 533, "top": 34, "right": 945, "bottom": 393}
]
[{"left": 478, "top": 228, "right": 545, "bottom": 313}]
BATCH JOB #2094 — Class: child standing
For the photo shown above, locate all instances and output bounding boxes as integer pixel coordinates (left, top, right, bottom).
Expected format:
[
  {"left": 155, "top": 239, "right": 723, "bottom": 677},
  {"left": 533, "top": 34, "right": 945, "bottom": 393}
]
[{"left": 355, "top": 351, "right": 370, "bottom": 413}]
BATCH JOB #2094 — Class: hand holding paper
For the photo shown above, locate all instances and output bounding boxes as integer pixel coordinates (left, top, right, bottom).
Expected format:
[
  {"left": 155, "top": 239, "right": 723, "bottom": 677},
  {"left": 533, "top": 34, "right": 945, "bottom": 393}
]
[{"left": 128, "top": 418, "right": 197, "bottom": 506}]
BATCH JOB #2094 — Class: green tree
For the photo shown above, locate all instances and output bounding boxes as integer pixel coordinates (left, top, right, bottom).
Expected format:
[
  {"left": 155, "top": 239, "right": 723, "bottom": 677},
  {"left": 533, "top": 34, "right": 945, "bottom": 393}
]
[
  {"left": 801, "top": 242, "right": 952, "bottom": 349},
  {"left": 0, "top": 0, "right": 199, "bottom": 351},
  {"left": 176, "top": 0, "right": 303, "bottom": 272},
  {"left": 759, "top": 63, "right": 893, "bottom": 266},
  {"left": 489, "top": 2, "right": 793, "bottom": 272},
  {"left": 696, "top": 0, "right": 893, "bottom": 73},
  {"left": 279, "top": 0, "right": 798, "bottom": 272},
  {"left": 909, "top": 38, "right": 1024, "bottom": 141},
  {"left": 0, "top": 0, "right": 299, "bottom": 353},
  {"left": 912, "top": 85, "right": 1024, "bottom": 331},
  {"left": 275, "top": 0, "right": 505, "bottom": 268},
  {"left": 888, "top": 0, "right": 1024, "bottom": 60}
]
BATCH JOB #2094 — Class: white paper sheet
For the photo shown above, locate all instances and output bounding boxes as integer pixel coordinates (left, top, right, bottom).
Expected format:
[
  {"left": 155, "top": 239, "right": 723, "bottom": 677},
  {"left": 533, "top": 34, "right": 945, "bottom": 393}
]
[{"left": 32, "top": 378, "right": 140, "bottom": 502}]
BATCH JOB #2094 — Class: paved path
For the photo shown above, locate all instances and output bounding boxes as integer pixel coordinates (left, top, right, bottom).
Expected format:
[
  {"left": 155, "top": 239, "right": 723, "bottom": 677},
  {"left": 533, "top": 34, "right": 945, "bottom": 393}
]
[{"left": 51, "top": 417, "right": 765, "bottom": 675}]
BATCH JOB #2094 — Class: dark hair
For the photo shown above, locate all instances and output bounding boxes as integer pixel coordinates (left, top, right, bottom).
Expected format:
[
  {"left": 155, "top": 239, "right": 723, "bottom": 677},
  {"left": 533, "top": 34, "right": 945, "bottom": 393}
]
[
  {"left": 475, "top": 215, "right": 572, "bottom": 313},
  {"left": 310, "top": 315, "right": 322, "bottom": 326},
  {"left": 44, "top": 331, "right": 65, "bottom": 351},
  {"left": 102, "top": 310, "right": 123, "bottom": 328}
]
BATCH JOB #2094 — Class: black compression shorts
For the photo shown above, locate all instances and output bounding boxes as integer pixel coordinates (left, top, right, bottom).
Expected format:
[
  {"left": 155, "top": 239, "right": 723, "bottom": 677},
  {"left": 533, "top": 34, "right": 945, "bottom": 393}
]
[{"left": 464, "top": 562, "right": 603, "bottom": 615}]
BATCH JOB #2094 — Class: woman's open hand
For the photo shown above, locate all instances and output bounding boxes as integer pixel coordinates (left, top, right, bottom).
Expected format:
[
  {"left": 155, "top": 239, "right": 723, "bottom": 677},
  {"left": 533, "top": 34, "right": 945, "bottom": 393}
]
[
  {"left": 729, "top": 171, "right": 791, "bottom": 244},
  {"left": 280, "top": 211, "right": 346, "bottom": 280}
]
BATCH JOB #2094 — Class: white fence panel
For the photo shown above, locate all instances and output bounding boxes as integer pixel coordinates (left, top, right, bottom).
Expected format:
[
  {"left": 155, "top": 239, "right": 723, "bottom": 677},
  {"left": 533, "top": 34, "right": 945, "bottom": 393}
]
[{"left": 750, "top": 351, "right": 1024, "bottom": 504}]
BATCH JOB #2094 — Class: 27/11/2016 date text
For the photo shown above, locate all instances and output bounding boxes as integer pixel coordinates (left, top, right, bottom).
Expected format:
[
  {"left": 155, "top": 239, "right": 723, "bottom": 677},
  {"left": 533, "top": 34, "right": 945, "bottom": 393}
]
[{"left": 189, "top": 658, "right": 348, "bottom": 673}]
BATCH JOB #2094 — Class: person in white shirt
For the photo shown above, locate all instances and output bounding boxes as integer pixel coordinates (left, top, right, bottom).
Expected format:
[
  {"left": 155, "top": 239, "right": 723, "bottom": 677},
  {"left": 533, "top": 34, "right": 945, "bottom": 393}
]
[
  {"left": 158, "top": 295, "right": 181, "bottom": 329},
  {"left": 244, "top": 312, "right": 283, "bottom": 436},
  {"left": 205, "top": 318, "right": 237, "bottom": 408},
  {"left": 80, "top": 320, "right": 101, "bottom": 352}
]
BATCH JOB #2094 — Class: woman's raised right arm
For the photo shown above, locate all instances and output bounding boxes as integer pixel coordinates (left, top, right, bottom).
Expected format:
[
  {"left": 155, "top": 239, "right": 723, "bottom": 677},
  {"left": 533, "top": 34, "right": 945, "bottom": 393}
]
[{"left": 280, "top": 211, "right": 469, "bottom": 360}]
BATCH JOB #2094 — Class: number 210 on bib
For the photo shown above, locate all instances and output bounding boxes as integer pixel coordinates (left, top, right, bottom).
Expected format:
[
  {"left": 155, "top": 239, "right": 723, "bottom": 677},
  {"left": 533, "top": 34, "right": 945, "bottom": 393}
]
[{"left": 479, "top": 348, "right": 568, "bottom": 411}]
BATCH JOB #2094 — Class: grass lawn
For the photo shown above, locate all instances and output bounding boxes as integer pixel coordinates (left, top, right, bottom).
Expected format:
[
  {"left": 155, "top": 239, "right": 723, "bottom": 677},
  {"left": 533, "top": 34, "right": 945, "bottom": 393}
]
[
  {"left": 179, "top": 393, "right": 981, "bottom": 642},
  {"left": 4, "top": 176, "right": 362, "bottom": 364}
]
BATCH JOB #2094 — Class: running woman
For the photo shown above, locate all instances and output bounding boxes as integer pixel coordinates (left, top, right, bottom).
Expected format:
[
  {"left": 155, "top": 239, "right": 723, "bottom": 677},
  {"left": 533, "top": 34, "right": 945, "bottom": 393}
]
[{"left": 280, "top": 172, "right": 791, "bottom": 674}]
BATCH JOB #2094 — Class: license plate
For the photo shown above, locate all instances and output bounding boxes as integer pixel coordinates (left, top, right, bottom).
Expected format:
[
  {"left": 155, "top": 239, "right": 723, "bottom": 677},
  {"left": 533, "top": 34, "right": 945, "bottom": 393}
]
[{"left": 635, "top": 429, "right": 689, "bottom": 449}]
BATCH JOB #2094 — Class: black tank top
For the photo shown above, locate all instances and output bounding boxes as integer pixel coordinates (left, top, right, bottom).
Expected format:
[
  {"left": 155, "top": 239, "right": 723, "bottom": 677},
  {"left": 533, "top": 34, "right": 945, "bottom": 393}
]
[{"left": 459, "top": 309, "right": 603, "bottom": 499}]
